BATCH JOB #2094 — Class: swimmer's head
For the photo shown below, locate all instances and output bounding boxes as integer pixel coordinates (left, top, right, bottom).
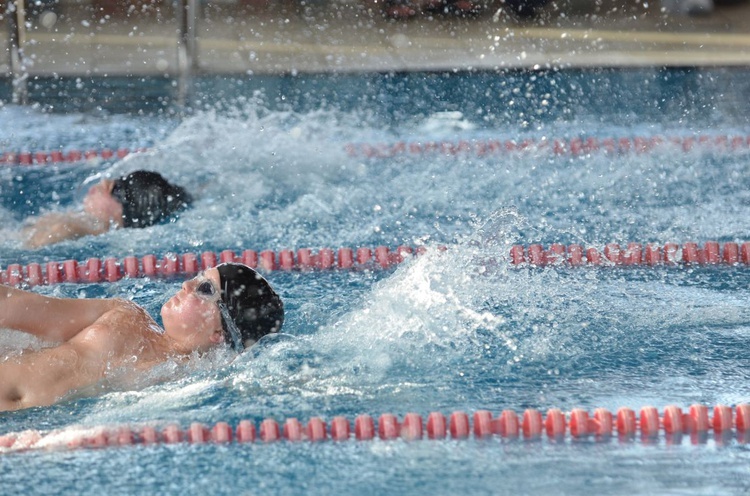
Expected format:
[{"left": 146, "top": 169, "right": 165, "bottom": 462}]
[
  {"left": 215, "top": 263, "right": 284, "bottom": 352},
  {"left": 111, "top": 171, "right": 192, "bottom": 228}
]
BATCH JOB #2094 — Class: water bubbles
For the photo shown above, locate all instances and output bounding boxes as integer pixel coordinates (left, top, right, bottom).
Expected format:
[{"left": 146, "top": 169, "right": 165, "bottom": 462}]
[{"left": 39, "top": 11, "right": 57, "bottom": 30}]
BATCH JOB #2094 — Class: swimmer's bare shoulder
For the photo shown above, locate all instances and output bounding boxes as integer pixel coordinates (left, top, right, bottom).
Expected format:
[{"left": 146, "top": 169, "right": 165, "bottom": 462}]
[{"left": 69, "top": 299, "right": 162, "bottom": 360}]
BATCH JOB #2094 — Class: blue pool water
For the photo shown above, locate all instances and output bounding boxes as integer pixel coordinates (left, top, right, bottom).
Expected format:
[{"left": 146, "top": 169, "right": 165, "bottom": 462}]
[{"left": 1, "top": 68, "right": 750, "bottom": 494}]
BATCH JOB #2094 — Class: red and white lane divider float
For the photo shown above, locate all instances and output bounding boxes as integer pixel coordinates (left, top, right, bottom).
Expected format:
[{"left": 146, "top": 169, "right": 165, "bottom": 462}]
[
  {"left": 0, "top": 246, "right": 427, "bottom": 286},
  {"left": 2, "top": 241, "right": 750, "bottom": 287},
  {"left": 2, "top": 404, "right": 748, "bottom": 453},
  {"left": 345, "top": 134, "right": 750, "bottom": 159},
  {"left": 510, "top": 240, "right": 750, "bottom": 266},
  {"left": 0, "top": 148, "right": 146, "bottom": 166},
  {"left": 3, "top": 133, "right": 749, "bottom": 168}
]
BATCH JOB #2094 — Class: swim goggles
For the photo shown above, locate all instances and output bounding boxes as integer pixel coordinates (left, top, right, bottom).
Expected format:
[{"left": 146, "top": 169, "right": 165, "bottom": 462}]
[{"left": 194, "top": 277, "right": 245, "bottom": 352}]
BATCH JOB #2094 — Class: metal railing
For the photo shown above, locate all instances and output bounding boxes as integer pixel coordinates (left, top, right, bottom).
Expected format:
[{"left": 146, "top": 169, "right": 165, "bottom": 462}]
[{"left": 5, "top": 0, "right": 198, "bottom": 106}]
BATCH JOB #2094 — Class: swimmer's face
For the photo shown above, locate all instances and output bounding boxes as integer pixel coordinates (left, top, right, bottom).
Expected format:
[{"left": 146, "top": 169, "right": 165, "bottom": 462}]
[
  {"left": 83, "top": 179, "right": 124, "bottom": 227},
  {"left": 161, "top": 268, "right": 224, "bottom": 352}
]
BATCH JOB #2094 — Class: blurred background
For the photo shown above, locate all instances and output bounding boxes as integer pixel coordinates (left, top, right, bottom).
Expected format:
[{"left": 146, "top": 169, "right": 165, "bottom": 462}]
[{"left": 2, "top": 0, "right": 748, "bottom": 83}]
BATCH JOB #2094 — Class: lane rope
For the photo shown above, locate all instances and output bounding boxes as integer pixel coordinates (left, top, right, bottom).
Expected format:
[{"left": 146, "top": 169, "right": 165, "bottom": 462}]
[
  {"left": 345, "top": 133, "right": 750, "bottom": 159},
  {"left": 2, "top": 404, "right": 748, "bottom": 453},
  {"left": 0, "top": 148, "right": 145, "bottom": 166},
  {"left": 2, "top": 241, "right": 749, "bottom": 287},
  {"left": 2, "top": 133, "right": 749, "bottom": 167}
]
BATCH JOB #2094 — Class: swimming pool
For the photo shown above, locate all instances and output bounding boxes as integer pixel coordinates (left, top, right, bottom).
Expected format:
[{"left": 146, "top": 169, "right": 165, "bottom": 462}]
[{"left": 1, "top": 67, "right": 750, "bottom": 494}]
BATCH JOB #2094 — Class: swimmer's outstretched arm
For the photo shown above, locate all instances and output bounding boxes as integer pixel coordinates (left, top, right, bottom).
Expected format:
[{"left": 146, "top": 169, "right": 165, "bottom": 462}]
[
  {"left": 0, "top": 285, "right": 119, "bottom": 343},
  {"left": 22, "top": 212, "right": 109, "bottom": 248}
]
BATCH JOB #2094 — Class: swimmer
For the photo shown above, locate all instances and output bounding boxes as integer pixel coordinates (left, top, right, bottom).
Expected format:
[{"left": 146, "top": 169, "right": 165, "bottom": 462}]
[
  {"left": 0, "top": 262, "right": 284, "bottom": 412},
  {"left": 22, "top": 170, "right": 192, "bottom": 248}
]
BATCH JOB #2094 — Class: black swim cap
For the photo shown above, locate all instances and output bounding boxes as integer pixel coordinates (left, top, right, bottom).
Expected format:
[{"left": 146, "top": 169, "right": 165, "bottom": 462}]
[
  {"left": 111, "top": 170, "right": 192, "bottom": 228},
  {"left": 216, "top": 263, "right": 284, "bottom": 351}
]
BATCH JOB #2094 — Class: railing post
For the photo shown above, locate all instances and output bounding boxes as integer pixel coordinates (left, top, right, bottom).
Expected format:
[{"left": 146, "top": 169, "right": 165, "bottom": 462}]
[
  {"left": 7, "top": 0, "right": 28, "bottom": 105},
  {"left": 176, "top": 0, "right": 198, "bottom": 107}
]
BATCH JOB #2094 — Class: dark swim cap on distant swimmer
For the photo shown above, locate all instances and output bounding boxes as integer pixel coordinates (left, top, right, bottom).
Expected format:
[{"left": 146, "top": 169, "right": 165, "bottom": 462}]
[
  {"left": 216, "top": 262, "right": 285, "bottom": 352},
  {"left": 111, "top": 170, "right": 192, "bottom": 228}
]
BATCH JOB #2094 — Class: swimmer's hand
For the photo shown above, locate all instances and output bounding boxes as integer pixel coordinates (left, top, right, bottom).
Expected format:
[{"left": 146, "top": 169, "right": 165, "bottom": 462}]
[{"left": 22, "top": 212, "right": 111, "bottom": 248}]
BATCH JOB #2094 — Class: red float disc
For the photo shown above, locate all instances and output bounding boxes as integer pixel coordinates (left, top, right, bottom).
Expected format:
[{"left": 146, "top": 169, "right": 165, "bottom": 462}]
[
  {"left": 201, "top": 251, "right": 218, "bottom": 270},
  {"left": 236, "top": 420, "right": 256, "bottom": 443},
  {"left": 569, "top": 409, "right": 589, "bottom": 437},
  {"left": 689, "top": 404, "right": 709, "bottom": 432},
  {"left": 104, "top": 258, "right": 120, "bottom": 283},
  {"left": 682, "top": 242, "right": 700, "bottom": 264},
  {"left": 355, "top": 415, "right": 375, "bottom": 441},
  {"left": 378, "top": 414, "right": 399, "bottom": 440},
  {"left": 375, "top": 246, "right": 391, "bottom": 269},
  {"left": 113, "top": 427, "right": 134, "bottom": 446},
  {"left": 241, "top": 250, "right": 258, "bottom": 268},
  {"left": 7, "top": 264, "right": 22, "bottom": 286},
  {"left": 590, "top": 408, "right": 612, "bottom": 437},
  {"left": 473, "top": 410, "right": 493, "bottom": 438},
  {"left": 735, "top": 404, "right": 750, "bottom": 432},
  {"left": 283, "top": 418, "right": 303, "bottom": 441},
  {"left": 141, "top": 255, "right": 157, "bottom": 276},
  {"left": 279, "top": 250, "right": 294, "bottom": 271},
  {"left": 140, "top": 426, "right": 160, "bottom": 444},
  {"left": 330, "top": 416, "right": 351, "bottom": 441},
  {"left": 494, "top": 410, "right": 519, "bottom": 437},
  {"left": 510, "top": 245, "right": 526, "bottom": 265},
  {"left": 623, "top": 243, "right": 642, "bottom": 265},
  {"left": 662, "top": 405, "right": 684, "bottom": 434},
  {"left": 259, "top": 250, "right": 276, "bottom": 271},
  {"left": 586, "top": 248, "right": 602, "bottom": 265},
  {"left": 528, "top": 244, "right": 545, "bottom": 266},
  {"left": 704, "top": 242, "right": 720, "bottom": 264},
  {"left": 297, "top": 249, "right": 313, "bottom": 270},
  {"left": 26, "top": 263, "right": 43, "bottom": 287},
  {"left": 545, "top": 408, "right": 566, "bottom": 438},
  {"left": 742, "top": 242, "right": 750, "bottom": 265},
  {"left": 161, "top": 255, "right": 179, "bottom": 276},
  {"left": 162, "top": 424, "right": 183, "bottom": 444},
  {"left": 338, "top": 248, "right": 354, "bottom": 269},
  {"left": 46, "top": 261, "right": 62, "bottom": 284},
  {"left": 604, "top": 244, "right": 622, "bottom": 264},
  {"left": 356, "top": 247, "right": 372, "bottom": 265},
  {"left": 522, "top": 409, "right": 543, "bottom": 438},
  {"left": 401, "top": 413, "right": 423, "bottom": 441},
  {"left": 123, "top": 256, "right": 139, "bottom": 278},
  {"left": 450, "top": 412, "right": 470, "bottom": 439},
  {"left": 644, "top": 245, "right": 661, "bottom": 265},
  {"left": 63, "top": 260, "right": 79, "bottom": 283},
  {"left": 318, "top": 248, "right": 334, "bottom": 269},
  {"left": 182, "top": 253, "right": 199, "bottom": 274},
  {"left": 84, "top": 258, "right": 102, "bottom": 282},
  {"left": 712, "top": 405, "right": 733, "bottom": 432},
  {"left": 260, "top": 419, "right": 280, "bottom": 442},
  {"left": 546, "top": 244, "right": 565, "bottom": 265},
  {"left": 211, "top": 422, "right": 233, "bottom": 443},
  {"left": 187, "top": 423, "right": 210, "bottom": 443},
  {"left": 306, "top": 417, "right": 327, "bottom": 442},
  {"left": 663, "top": 243, "right": 679, "bottom": 264},
  {"left": 567, "top": 244, "right": 583, "bottom": 266},
  {"left": 426, "top": 412, "right": 447, "bottom": 439},
  {"left": 639, "top": 406, "right": 660, "bottom": 437},
  {"left": 722, "top": 242, "right": 739, "bottom": 265},
  {"left": 616, "top": 408, "right": 636, "bottom": 436},
  {"left": 220, "top": 250, "right": 237, "bottom": 264}
]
